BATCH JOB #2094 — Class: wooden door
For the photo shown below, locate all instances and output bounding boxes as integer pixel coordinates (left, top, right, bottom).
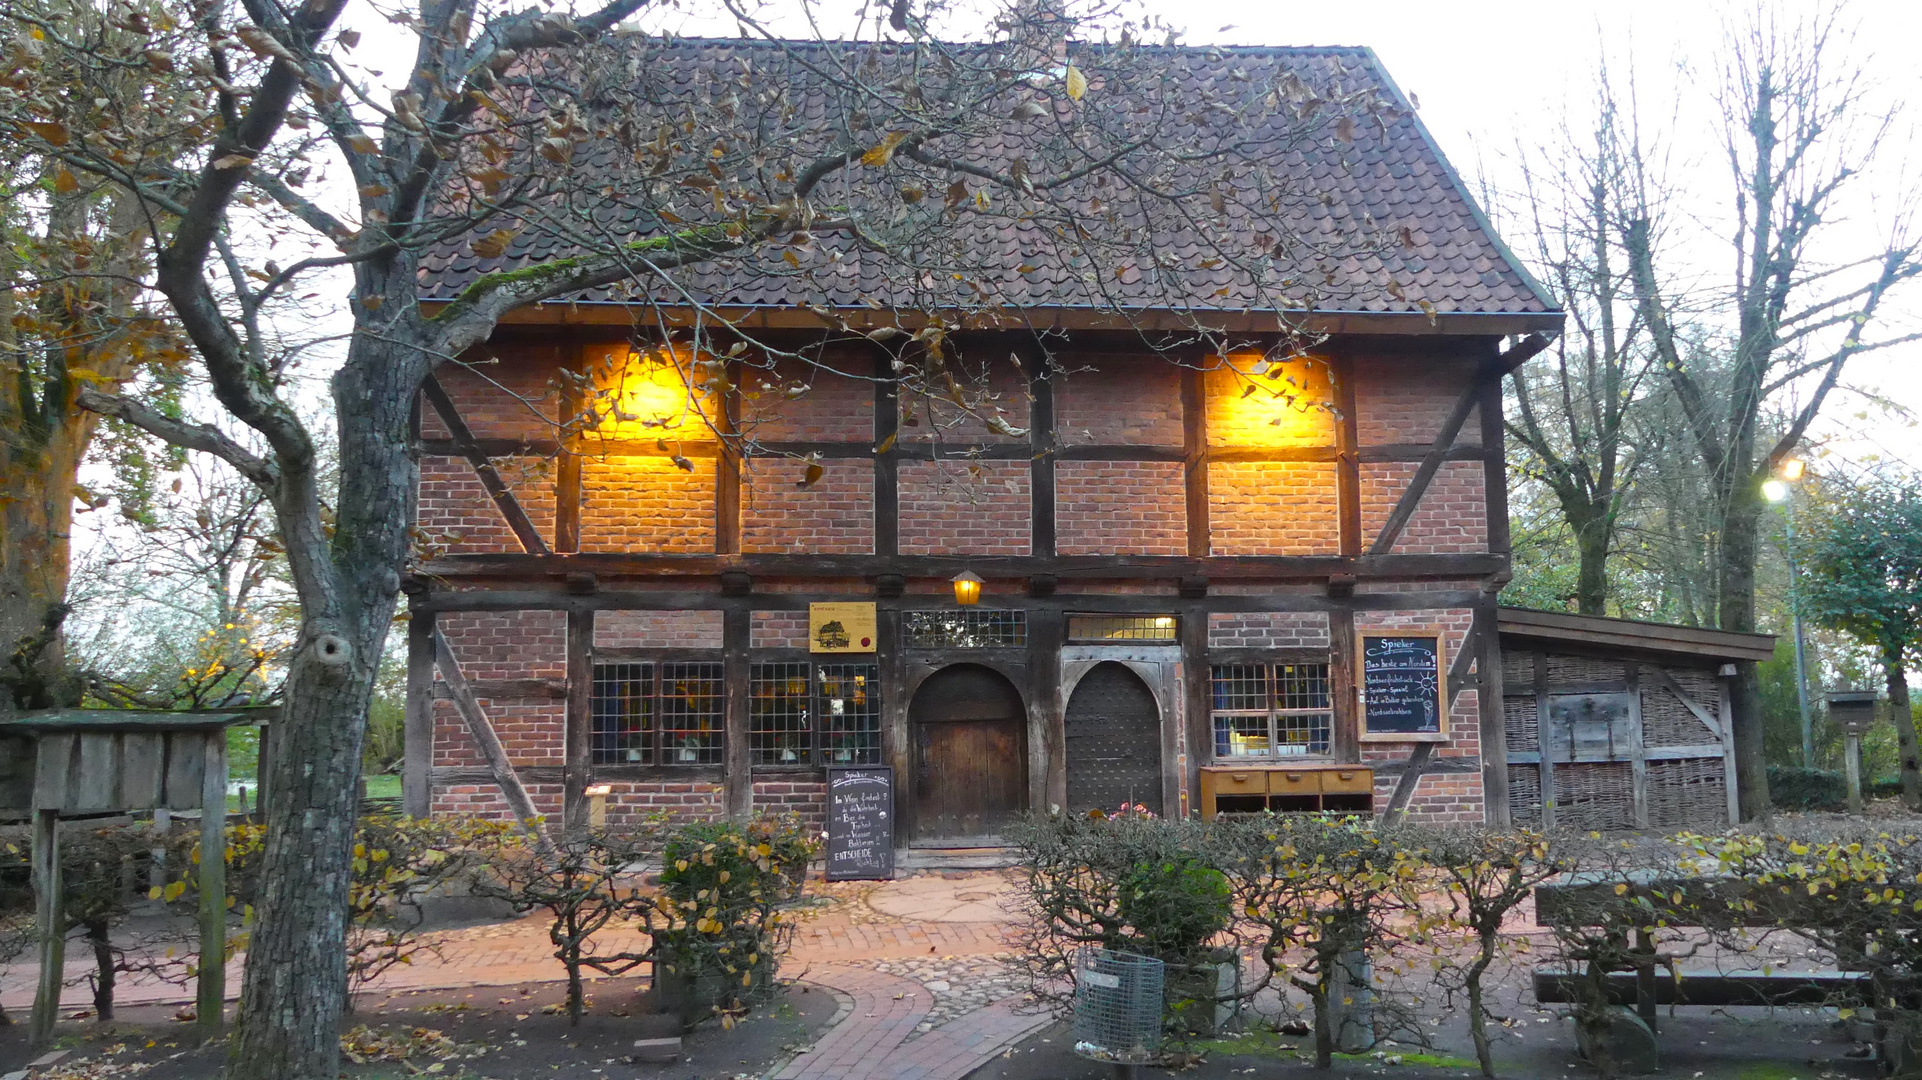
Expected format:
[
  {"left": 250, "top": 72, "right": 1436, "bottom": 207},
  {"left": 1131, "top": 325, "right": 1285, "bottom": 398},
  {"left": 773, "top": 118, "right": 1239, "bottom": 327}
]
[
  {"left": 909, "top": 665, "right": 1028, "bottom": 844},
  {"left": 1064, "top": 662, "right": 1163, "bottom": 815}
]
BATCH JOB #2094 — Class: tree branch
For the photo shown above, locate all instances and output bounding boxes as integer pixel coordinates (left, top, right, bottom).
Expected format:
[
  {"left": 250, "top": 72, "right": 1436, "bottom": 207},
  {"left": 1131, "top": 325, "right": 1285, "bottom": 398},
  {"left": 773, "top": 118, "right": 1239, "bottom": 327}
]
[{"left": 75, "top": 387, "right": 278, "bottom": 488}]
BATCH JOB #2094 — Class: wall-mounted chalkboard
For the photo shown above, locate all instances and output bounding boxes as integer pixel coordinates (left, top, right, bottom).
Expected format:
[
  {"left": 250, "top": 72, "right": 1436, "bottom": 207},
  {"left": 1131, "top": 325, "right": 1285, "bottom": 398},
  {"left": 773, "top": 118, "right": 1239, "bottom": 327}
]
[
  {"left": 1359, "top": 631, "right": 1447, "bottom": 741},
  {"left": 825, "top": 766, "right": 895, "bottom": 881}
]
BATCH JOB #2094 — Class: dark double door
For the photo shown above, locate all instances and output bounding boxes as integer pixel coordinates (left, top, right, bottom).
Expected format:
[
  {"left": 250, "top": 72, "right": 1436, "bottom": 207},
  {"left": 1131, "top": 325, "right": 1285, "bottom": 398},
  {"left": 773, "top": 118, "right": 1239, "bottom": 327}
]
[
  {"left": 1064, "top": 662, "right": 1163, "bottom": 816},
  {"left": 909, "top": 665, "right": 1028, "bottom": 844}
]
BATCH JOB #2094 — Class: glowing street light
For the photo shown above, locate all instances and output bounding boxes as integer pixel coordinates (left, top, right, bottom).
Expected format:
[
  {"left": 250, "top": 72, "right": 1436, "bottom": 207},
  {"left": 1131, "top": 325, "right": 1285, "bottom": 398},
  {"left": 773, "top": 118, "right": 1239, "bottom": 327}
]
[{"left": 951, "top": 571, "right": 984, "bottom": 606}]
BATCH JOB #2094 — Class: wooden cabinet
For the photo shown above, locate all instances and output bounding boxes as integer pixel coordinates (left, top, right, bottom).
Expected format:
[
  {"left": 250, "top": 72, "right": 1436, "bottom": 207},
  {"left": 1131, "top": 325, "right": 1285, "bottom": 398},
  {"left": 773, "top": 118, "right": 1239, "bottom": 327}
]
[{"left": 1199, "top": 765, "right": 1374, "bottom": 818}]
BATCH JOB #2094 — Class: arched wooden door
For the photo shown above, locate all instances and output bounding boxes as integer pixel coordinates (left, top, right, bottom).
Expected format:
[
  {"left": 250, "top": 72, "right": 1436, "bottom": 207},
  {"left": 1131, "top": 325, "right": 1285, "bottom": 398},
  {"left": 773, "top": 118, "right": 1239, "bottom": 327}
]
[
  {"left": 909, "top": 664, "right": 1028, "bottom": 844},
  {"left": 1064, "top": 662, "right": 1163, "bottom": 815}
]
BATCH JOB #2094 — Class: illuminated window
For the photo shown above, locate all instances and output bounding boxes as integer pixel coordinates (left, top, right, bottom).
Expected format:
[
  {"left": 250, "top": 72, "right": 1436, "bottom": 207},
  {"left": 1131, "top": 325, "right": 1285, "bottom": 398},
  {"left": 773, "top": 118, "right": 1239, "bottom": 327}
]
[
  {"left": 1067, "top": 614, "right": 1178, "bottom": 642},
  {"left": 1210, "top": 662, "right": 1332, "bottom": 758},
  {"left": 591, "top": 662, "right": 724, "bottom": 766},
  {"left": 748, "top": 662, "right": 882, "bottom": 766},
  {"left": 904, "top": 609, "right": 1028, "bottom": 648}
]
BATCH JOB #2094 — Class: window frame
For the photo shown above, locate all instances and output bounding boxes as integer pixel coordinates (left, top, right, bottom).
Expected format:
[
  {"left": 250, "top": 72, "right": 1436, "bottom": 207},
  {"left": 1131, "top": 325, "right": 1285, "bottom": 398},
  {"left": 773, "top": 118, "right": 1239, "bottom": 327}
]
[
  {"left": 748, "top": 659, "right": 883, "bottom": 769},
  {"left": 589, "top": 656, "right": 726, "bottom": 767},
  {"left": 1209, "top": 658, "right": 1335, "bottom": 761}
]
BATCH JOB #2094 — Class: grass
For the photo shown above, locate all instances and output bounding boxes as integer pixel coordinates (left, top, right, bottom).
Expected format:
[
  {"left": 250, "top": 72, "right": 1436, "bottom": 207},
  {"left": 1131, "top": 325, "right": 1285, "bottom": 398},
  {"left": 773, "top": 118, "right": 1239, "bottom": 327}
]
[{"left": 225, "top": 772, "right": 403, "bottom": 812}]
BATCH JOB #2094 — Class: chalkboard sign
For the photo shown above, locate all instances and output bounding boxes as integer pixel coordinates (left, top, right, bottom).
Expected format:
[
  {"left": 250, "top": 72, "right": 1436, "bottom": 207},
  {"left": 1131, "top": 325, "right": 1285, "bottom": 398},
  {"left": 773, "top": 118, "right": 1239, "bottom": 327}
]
[
  {"left": 1359, "top": 631, "right": 1447, "bottom": 741},
  {"left": 825, "top": 766, "right": 895, "bottom": 881}
]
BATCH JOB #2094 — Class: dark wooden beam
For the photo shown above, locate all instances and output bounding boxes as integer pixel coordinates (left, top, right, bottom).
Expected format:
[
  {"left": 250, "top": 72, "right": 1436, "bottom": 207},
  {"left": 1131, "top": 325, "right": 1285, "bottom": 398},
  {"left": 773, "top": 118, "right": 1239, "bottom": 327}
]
[
  {"left": 402, "top": 610, "right": 435, "bottom": 817},
  {"left": 432, "top": 630, "right": 550, "bottom": 843},
  {"left": 420, "top": 374, "right": 551, "bottom": 556},
  {"left": 1479, "top": 367, "right": 1511, "bottom": 558},
  {"left": 1366, "top": 369, "right": 1487, "bottom": 556},
  {"left": 715, "top": 362, "right": 742, "bottom": 555},
  {"left": 1335, "top": 355, "right": 1362, "bottom": 557},
  {"left": 1181, "top": 365, "right": 1210, "bottom": 559},
  {"left": 723, "top": 607, "right": 751, "bottom": 818},
  {"left": 421, "top": 550, "right": 1509, "bottom": 582},
  {"left": 563, "top": 609, "right": 593, "bottom": 838},
  {"left": 874, "top": 353, "right": 900, "bottom": 557},
  {"left": 1030, "top": 364, "right": 1057, "bottom": 559},
  {"left": 555, "top": 345, "right": 585, "bottom": 553},
  {"left": 1179, "top": 608, "right": 1211, "bottom": 816},
  {"left": 414, "top": 587, "right": 1493, "bottom": 617},
  {"left": 418, "top": 438, "right": 1467, "bottom": 467},
  {"left": 1330, "top": 607, "right": 1360, "bottom": 763}
]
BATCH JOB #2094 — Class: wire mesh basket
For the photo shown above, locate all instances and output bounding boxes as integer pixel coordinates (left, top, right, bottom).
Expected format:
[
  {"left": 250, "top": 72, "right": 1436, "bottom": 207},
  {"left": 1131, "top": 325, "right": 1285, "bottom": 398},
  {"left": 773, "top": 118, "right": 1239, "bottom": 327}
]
[{"left": 1071, "top": 948, "right": 1164, "bottom": 1064}]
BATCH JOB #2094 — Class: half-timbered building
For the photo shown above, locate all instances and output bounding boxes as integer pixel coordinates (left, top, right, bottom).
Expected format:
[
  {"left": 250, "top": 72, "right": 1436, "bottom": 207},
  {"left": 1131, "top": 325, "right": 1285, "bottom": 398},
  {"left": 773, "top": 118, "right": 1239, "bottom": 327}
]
[{"left": 401, "top": 39, "right": 1567, "bottom": 845}]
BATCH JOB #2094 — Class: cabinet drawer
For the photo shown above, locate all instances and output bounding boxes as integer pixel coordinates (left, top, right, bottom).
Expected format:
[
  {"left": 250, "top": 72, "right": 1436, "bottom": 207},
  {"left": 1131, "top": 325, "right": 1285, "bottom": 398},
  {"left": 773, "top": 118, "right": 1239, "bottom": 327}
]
[
  {"left": 1269, "top": 770, "right": 1321, "bottom": 795},
  {"left": 1320, "top": 768, "right": 1374, "bottom": 795},
  {"left": 1205, "top": 769, "right": 1268, "bottom": 797}
]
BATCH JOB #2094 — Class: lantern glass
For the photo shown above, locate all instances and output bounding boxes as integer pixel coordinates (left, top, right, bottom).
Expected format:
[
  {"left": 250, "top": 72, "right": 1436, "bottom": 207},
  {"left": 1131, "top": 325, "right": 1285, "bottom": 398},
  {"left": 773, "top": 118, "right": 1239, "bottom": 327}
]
[{"left": 951, "top": 571, "right": 984, "bottom": 606}]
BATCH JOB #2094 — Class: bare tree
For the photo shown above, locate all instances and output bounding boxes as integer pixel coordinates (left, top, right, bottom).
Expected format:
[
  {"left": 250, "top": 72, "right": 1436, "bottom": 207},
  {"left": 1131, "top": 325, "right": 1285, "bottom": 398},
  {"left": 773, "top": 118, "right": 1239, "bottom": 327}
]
[
  {"left": 1607, "top": 8, "right": 1919, "bottom": 815},
  {"left": 0, "top": 0, "right": 1400, "bottom": 1073}
]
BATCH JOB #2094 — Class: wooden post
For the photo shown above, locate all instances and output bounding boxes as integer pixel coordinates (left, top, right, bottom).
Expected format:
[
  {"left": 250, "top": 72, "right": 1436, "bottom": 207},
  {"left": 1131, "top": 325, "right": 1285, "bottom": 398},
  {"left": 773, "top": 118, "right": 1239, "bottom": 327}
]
[
  {"left": 714, "top": 359, "right": 742, "bottom": 555},
  {"left": 1844, "top": 733, "right": 1864, "bottom": 815},
  {"left": 197, "top": 732, "right": 228, "bottom": 1032},
  {"left": 1536, "top": 651, "right": 1556, "bottom": 832},
  {"left": 1334, "top": 354, "right": 1362, "bottom": 558},
  {"left": 29, "top": 807, "right": 63, "bottom": 1051},
  {"left": 1030, "top": 364, "right": 1057, "bottom": 559},
  {"left": 403, "top": 610, "right": 436, "bottom": 818},
  {"left": 1029, "top": 607, "right": 1065, "bottom": 813},
  {"left": 556, "top": 342, "right": 586, "bottom": 554},
  {"left": 723, "top": 606, "right": 752, "bottom": 819},
  {"left": 564, "top": 609, "right": 595, "bottom": 836},
  {"left": 1330, "top": 607, "right": 1360, "bottom": 764},
  {"left": 873, "top": 353, "right": 900, "bottom": 558},
  {"left": 1179, "top": 609, "right": 1211, "bottom": 814},
  {"left": 1476, "top": 602, "right": 1512, "bottom": 827},
  {"left": 1180, "top": 364, "right": 1210, "bottom": 558},
  {"left": 1626, "top": 662, "right": 1649, "bottom": 829}
]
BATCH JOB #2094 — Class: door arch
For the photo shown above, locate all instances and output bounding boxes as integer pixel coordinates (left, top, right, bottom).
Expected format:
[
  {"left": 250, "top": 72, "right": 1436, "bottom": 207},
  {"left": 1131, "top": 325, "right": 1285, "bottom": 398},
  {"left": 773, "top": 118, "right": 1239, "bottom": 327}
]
[
  {"left": 908, "top": 664, "right": 1028, "bottom": 844},
  {"left": 1064, "top": 662, "right": 1164, "bottom": 815}
]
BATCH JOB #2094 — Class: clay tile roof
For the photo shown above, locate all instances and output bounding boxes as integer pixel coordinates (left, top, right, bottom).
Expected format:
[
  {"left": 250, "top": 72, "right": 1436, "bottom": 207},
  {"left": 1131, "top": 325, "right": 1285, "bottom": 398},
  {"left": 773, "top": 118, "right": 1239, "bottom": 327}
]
[{"left": 417, "top": 39, "right": 1558, "bottom": 328}]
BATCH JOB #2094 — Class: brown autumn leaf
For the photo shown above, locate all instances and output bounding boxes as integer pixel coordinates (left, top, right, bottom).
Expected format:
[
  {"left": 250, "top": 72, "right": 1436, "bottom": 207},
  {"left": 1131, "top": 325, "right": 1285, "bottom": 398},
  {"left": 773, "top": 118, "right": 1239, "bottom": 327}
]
[
  {"left": 336, "top": 29, "right": 360, "bottom": 48},
  {"left": 539, "top": 137, "right": 574, "bottom": 163},
  {"left": 53, "top": 168, "right": 78, "bottom": 193},
  {"left": 671, "top": 454, "right": 694, "bottom": 473},
  {"left": 24, "top": 121, "right": 70, "bottom": 146},
  {"left": 210, "top": 153, "right": 255, "bottom": 171},
  {"left": 1064, "top": 64, "right": 1087, "bottom": 102},
  {"left": 862, "top": 131, "right": 909, "bottom": 168},
  {"left": 143, "top": 49, "right": 175, "bottom": 73},
  {"left": 470, "top": 229, "right": 516, "bottom": 259},
  {"left": 874, "top": 431, "right": 897, "bottom": 455},
  {"left": 943, "top": 180, "right": 968, "bottom": 210},
  {"left": 1009, "top": 100, "right": 1046, "bottom": 122},
  {"left": 348, "top": 135, "right": 377, "bottom": 154},
  {"left": 1335, "top": 116, "right": 1356, "bottom": 143},
  {"left": 796, "top": 462, "right": 824, "bottom": 489},
  {"left": 899, "top": 184, "right": 924, "bottom": 204}
]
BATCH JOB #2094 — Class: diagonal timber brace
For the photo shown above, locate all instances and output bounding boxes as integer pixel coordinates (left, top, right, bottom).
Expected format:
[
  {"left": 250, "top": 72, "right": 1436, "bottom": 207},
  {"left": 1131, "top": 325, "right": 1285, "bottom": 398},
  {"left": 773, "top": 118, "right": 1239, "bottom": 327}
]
[{"left": 420, "top": 373, "right": 552, "bottom": 555}]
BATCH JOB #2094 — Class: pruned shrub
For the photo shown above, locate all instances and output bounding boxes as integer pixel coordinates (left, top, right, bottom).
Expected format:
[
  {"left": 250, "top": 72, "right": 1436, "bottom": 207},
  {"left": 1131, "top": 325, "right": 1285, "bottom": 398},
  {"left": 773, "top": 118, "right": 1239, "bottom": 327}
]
[{"left": 1766, "top": 765, "right": 1848, "bottom": 811}]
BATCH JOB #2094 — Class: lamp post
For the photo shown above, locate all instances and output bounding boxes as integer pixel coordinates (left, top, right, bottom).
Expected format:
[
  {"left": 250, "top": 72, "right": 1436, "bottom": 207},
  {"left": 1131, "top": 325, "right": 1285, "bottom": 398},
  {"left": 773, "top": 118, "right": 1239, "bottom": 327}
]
[
  {"left": 1763, "top": 458, "right": 1814, "bottom": 769},
  {"left": 1827, "top": 690, "right": 1878, "bottom": 815}
]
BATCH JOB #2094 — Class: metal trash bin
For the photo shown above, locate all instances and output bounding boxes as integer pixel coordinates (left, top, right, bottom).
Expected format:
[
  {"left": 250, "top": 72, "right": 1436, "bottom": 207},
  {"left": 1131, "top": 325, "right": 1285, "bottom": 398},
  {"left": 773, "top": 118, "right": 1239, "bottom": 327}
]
[{"left": 1071, "top": 948, "right": 1164, "bottom": 1065}]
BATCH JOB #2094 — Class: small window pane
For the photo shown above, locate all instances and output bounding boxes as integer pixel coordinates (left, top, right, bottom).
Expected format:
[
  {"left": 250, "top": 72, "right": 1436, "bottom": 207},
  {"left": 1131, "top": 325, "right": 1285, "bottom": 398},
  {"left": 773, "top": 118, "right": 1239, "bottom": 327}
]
[
  {"left": 592, "top": 662, "right": 653, "bottom": 765},
  {"left": 1068, "top": 614, "right": 1178, "bottom": 642},
  {"left": 904, "top": 610, "right": 1027, "bottom": 648},
  {"left": 1211, "top": 664, "right": 1270, "bottom": 711},
  {"left": 750, "top": 662, "right": 812, "bottom": 765},
  {"left": 818, "top": 664, "right": 882, "bottom": 765},
  {"left": 1209, "top": 661, "right": 1333, "bottom": 759},
  {"left": 659, "top": 662, "right": 724, "bottom": 765}
]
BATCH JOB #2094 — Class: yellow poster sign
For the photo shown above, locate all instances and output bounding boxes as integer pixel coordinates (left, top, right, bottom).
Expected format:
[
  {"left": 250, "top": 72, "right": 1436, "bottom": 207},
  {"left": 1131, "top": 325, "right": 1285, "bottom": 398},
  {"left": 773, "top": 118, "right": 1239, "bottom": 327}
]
[{"left": 810, "top": 602, "right": 878, "bottom": 654}]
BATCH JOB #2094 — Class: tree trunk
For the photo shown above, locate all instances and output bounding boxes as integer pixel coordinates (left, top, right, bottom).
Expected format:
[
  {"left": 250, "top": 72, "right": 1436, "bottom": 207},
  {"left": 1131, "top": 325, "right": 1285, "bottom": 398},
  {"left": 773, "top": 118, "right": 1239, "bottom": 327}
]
[
  {"left": 1572, "top": 505, "right": 1612, "bottom": 617},
  {"left": 230, "top": 335, "right": 420, "bottom": 1080},
  {"left": 1718, "top": 484, "right": 1772, "bottom": 819},
  {"left": 1883, "top": 653, "right": 1921, "bottom": 811},
  {"left": 87, "top": 918, "right": 114, "bottom": 1021},
  {"left": 1468, "top": 933, "right": 1496, "bottom": 1077}
]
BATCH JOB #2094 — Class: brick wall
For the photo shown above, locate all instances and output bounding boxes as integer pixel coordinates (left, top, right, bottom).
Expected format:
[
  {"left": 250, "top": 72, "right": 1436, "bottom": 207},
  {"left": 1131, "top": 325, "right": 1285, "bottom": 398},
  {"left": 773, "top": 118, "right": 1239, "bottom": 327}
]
[
  {"left": 1056, "top": 461, "right": 1185, "bottom": 555},
  {"left": 1204, "top": 359, "right": 1338, "bottom": 448},
  {"left": 1364, "top": 770, "right": 1486, "bottom": 826},
  {"left": 1208, "top": 461, "right": 1338, "bottom": 555},
  {"left": 899, "top": 460, "right": 1031, "bottom": 555},
  {"left": 432, "top": 611, "right": 567, "bottom": 768},
  {"left": 597, "top": 782, "right": 726, "bottom": 826},
  {"left": 420, "top": 350, "right": 561, "bottom": 441},
  {"left": 752, "top": 611, "right": 811, "bottom": 649},
  {"left": 753, "top": 778, "right": 828, "bottom": 834},
  {"left": 416, "top": 455, "right": 558, "bottom": 554},
  {"left": 743, "top": 458, "right": 874, "bottom": 554},
  {"left": 901, "top": 361, "right": 1029, "bottom": 444},
  {"left": 1207, "top": 612, "right": 1331, "bottom": 649},
  {"left": 579, "top": 454, "right": 716, "bottom": 553},
  {"left": 1357, "top": 607, "right": 1480, "bottom": 762},
  {"left": 739, "top": 359, "right": 875, "bottom": 442},
  {"left": 432, "top": 781, "right": 563, "bottom": 821},
  {"left": 595, "top": 610, "right": 724, "bottom": 650},
  {"left": 1353, "top": 356, "right": 1482, "bottom": 447},
  {"left": 1360, "top": 461, "right": 1488, "bottom": 554},
  {"left": 1054, "top": 358, "right": 1182, "bottom": 446}
]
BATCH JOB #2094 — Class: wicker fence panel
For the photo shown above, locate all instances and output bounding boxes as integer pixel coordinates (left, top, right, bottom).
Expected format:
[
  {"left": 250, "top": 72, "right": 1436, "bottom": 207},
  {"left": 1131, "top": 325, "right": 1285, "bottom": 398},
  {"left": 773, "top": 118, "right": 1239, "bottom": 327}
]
[
  {"left": 1668, "top": 668, "right": 1722, "bottom": 713},
  {"left": 1640, "top": 679, "right": 1709, "bottom": 747},
  {"left": 1554, "top": 762, "right": 1636, "bottom": 832},
  {"left": 1646, "top": 758, "right": 1729, "bottom": 830},
  {"left": 1545, "top": 653, "right": 1626, "bottom": 687},
  {"left": 1504, "top": 695, "right": 1540, "bottom": 753},
  {"left": 1502, "top": 650, "right": 1535, "bottom": 688},
  {"left": 1509, "top": 766, "right": 1543, "bottom": 827}
]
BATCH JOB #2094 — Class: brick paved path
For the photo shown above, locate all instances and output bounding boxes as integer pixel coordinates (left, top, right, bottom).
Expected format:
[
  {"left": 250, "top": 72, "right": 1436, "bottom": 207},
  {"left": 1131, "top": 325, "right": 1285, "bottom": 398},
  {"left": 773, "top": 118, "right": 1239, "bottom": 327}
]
[{"left": 770, "top": 965, "right": 1052, "bottom": 1080}]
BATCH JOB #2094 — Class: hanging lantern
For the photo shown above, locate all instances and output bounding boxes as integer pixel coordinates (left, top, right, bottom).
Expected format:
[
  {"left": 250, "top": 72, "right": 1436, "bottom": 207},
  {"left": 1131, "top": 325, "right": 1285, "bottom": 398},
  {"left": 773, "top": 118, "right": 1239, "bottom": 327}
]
[{"left": 951, "top": 571, "right": 984, "bottom": 606}]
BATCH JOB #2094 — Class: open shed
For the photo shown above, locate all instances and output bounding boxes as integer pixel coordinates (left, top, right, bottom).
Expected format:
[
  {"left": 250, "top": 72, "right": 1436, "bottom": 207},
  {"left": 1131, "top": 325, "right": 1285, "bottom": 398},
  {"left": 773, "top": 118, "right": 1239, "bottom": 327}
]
[
  {"left": 1497, "top": 608, "right": 1777, "bottom": 832},
  {"left": 0, "top": 708, "right": 262, "bottom": 1048}
]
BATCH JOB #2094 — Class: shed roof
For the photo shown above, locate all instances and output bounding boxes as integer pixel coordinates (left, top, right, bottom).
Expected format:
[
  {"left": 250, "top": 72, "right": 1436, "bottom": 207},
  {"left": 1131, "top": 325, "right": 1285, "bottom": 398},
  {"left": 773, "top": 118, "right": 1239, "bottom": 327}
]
[
  {"left": 417, "top": 39, "right": 1559, "bottom": 333},
  {"left": 0, "top": 708, "right": 268, "bottom": 734},
  {"left": 1497, "top": 607, "right": 1778, "bottom": 665}
]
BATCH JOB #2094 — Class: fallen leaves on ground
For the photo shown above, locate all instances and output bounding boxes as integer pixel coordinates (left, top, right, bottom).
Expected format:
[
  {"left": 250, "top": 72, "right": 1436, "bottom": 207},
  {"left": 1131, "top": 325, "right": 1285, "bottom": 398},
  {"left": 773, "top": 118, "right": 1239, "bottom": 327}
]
[{"left": 340, "top": 1023, "right": 489, "bottom": 1068}]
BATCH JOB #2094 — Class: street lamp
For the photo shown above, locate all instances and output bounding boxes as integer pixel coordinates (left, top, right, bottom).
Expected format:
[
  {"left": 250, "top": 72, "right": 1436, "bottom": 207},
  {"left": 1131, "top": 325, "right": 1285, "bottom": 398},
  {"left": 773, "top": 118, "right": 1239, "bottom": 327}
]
[
  {"left": 1764, "top": 458, "right": 1814, "bottom": 769},
  {"left": 951, "top": 570, "right": 984, "bottom": 606}
]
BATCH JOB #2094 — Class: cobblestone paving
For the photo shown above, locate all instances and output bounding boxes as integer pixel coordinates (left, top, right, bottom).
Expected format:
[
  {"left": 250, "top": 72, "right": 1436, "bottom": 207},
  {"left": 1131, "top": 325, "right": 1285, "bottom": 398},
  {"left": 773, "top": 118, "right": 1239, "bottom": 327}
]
[{"left": 869, "top": 952, "right": 1030, "bottom": 1034}]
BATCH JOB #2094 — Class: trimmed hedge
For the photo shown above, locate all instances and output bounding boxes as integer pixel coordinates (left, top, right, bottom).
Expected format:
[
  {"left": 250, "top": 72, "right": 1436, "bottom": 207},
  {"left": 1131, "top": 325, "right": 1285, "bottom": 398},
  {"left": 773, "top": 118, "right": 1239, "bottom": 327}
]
[{"left": 1766, "top": 765, "right": 1847, "bottom": 811}]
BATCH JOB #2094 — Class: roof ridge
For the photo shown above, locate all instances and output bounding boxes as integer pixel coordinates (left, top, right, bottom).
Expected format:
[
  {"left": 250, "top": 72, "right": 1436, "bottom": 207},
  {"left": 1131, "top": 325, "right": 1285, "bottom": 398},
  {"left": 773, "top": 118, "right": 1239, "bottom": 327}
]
[{"left": 612, "top": 34, "right": 1376, "bottom": 55}]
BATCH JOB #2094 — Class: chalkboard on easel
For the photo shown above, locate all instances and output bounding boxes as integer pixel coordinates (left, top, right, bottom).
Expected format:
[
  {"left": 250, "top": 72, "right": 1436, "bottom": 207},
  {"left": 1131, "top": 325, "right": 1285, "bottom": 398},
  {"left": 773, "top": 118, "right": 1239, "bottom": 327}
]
[
  {"left": 1359, "top": 631, "right": 1446, "bottom": 741},
  {"left": 825, "top": 766, "right": 895, "bottom": 881}
]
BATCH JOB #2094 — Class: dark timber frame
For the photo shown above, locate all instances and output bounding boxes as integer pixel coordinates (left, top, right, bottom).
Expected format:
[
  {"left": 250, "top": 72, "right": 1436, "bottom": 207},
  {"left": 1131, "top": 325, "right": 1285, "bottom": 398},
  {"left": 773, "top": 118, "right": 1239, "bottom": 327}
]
[{"left": 409, "top": 329, "right": 1538, "bottom": 830}]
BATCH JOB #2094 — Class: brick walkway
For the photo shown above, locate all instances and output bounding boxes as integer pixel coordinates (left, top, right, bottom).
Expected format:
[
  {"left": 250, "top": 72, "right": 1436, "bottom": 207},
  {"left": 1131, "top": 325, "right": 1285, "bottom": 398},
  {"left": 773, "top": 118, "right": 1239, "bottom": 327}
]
[{"left": 0, "top": 872, "right": 1047, "bottom": 1079}]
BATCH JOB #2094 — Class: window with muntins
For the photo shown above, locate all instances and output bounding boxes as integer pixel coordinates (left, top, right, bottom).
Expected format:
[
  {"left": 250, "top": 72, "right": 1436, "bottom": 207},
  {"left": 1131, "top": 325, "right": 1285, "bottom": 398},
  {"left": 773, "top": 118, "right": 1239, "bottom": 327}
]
[
  {"left": 748, "top": 662, "right": 882, "bottom": 766},
  {"left": 903, "top": 609, "right": 1027, "bottom": 648},
  {"left": 1210, "top": 662, "right": 1332, "bottom": 758},
  {"left": 1067, "top": 614, "right": 1178, "bottom": 642},
  {"left": 591, "top": 661, "right": 725, "bottom": 765}
]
